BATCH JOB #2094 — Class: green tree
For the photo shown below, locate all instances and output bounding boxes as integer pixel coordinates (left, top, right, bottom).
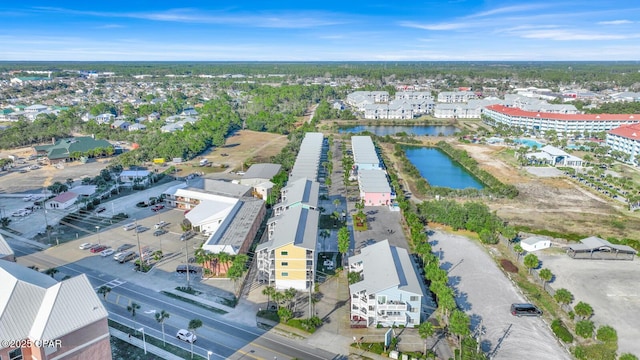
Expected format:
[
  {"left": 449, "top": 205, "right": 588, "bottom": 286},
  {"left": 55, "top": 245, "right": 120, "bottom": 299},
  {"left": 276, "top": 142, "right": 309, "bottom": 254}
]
[
  {"left": 337, "top": 226, "right": 350, "bottom": 263},
  {"left": 596, "top": 325, "right": 617, "bottom": 343},
  {"left": 574, "top": 301, "right": 594, "bottom": 321},
  {"left": 619, "top": 354, "right": 638, "bottom": 360},
  {"left": 262, "top": 286, "right": 276, "bottom": 310},
  {"left": 188, "top": 318, "right": 203, "bottom": 359},
  {"left": 44, "top": 267, "right": 59, "bottom": 278},
  {"left": 523, "top": 253, "right": 539, "bottom": 274},
  {"left": 575, "top": 320, "right": 595, "bottom": 339},
  {"left": 449, "top": 309, "right": 470, "bottom": 354},
  {"left": 97, "top": 285, "right": 111, "bottom": 300},
  {"left": 127, "top": 302, "right": 141, "bottom": 319},
  {"left": 418, "top": 321, "right": 435, "bottom": 356},
  {"left": 539, "top": 268, "right": 553, "bottom": 286},
  {"left": 554, "top": 288, "right": 574, "bottom": 306},
  {"left": 278, "top": 307, "right": 293, "bottom": 323},
  {"left": 0, "top": 217, "right": 11, "bottom": 228},
  {"left": 155, "top": 310, "right": 170, "bottom": 346},
  {"left": 513, "top": 244, "right": 524, "bottom": 261}
]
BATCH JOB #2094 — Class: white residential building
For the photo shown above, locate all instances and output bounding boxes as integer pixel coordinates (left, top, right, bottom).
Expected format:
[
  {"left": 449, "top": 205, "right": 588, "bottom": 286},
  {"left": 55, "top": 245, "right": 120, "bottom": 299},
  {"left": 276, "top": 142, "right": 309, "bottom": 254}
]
[
  {"left": 437, "top": 91, "right": 477, "bottom": 103},
  {"left": 607, "top": 123, "right": 640, "bottom": 164},
  {"left": 349, "top": 240, "right": 424, "bottom": 328}
]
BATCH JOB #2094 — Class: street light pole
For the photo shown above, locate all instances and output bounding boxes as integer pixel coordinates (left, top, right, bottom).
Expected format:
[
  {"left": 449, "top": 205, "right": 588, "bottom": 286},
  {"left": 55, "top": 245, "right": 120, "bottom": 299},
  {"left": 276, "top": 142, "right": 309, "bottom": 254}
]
[
  {"left": 207, "top": 350, "right": 213, "bottom": 360},
  {"left": 185, "top": 238, "right": 191, "bottom": 289},
  {"left": 95, "top": 226, "right": 101, "bottom": 245},
  {"left": 134, "top": 219, "right": 143, "bottom": 268},
  {"left": 138, "top": 327, "right": 147, "bottom": 354}
]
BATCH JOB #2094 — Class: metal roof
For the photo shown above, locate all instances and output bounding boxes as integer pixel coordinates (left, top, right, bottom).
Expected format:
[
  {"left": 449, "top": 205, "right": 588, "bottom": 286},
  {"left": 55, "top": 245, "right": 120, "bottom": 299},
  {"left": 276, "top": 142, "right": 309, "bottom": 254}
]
[
  {"left": 203, "top": 197, "right": 265, "bottom": 254},
  {"left": 349, "top": 240, "right": 422, "bottom": 296},
  {"left": 281, "top": 178, "right": 319, "bottom": 208},
  {"left": 0, "top": 261, "right": 107, "bottom": 342},
  {"left": 569, "top": 236, "right": 637, "bottom": 254},
  {"left": 0, "top": 234, "right": 13, "bottom": 259},
  {"left": 243, "top": 163, "right": 282, "bottom": 180},
  {"left": 358, "top": 169, "right": 391, "bottom": 193},
  {"left": 290, "top": 132, "right": 323, "bottom": 182},
  {"left": 271, "top": 206, "right": 318, "bottom": 250},
  {"left": 351, "top": 136, "right": 380, "bottom": 167}
]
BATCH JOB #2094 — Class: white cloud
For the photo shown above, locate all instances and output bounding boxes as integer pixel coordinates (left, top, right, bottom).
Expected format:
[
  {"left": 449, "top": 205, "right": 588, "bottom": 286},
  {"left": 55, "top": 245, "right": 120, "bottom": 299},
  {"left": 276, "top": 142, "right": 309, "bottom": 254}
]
[
  {"left": 598, "top": 20, "right": 633, "bottom": 25},
  {"left": 518, "top": 29, "right": 637, "bottom": 41},
  {"left": 466, "top": 4, "right": 552, "bottom": 18},
  {"left": 398, "top": 21, "right": 470, "bottom": 31}
]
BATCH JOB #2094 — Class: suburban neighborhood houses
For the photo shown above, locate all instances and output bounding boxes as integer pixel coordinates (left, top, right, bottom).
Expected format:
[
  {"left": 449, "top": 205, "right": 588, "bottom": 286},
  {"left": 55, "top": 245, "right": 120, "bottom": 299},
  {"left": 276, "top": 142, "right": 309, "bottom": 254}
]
[{"left": 2, "top": 62, "right": 640, "bottom": 360}]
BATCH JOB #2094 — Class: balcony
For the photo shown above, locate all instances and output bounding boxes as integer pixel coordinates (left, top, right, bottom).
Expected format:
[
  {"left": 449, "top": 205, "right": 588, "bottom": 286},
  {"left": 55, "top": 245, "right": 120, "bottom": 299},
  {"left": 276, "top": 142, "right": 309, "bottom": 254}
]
[{"left": 377, "top": 301, "right": 407, "bottom": 311}]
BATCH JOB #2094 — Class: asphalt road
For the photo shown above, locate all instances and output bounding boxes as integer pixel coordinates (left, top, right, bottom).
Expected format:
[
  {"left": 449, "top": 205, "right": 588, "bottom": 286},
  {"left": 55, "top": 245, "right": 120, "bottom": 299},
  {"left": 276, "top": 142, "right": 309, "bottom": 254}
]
[{"left": 13, "top": 245, "right": 338, "bottom": 360}]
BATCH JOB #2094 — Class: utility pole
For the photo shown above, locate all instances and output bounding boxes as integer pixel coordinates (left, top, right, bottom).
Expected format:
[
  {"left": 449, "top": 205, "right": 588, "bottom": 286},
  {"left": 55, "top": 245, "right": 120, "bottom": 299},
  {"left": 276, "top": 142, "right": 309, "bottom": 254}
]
[
  {"left": 185, "top": 238, "right": 191, "bottom": 289},
  {"left": 43, "top": 199, "right": 52, "bottom": 244}
]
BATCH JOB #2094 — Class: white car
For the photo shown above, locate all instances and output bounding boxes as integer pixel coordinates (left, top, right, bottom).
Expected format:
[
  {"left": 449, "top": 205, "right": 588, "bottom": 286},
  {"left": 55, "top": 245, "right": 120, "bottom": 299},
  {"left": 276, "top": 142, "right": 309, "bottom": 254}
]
[
  {"left": 79, "top": 242, "right": 93, "bottom": 250},
  {"left": 100, "top": 248, "right": 115, "bottom": 257},
  {"left": 176, "top": 329, "right": 197, "bottom": 343},
  {"left": 154, "top": 221, "right": 167, "bottom": 229}
]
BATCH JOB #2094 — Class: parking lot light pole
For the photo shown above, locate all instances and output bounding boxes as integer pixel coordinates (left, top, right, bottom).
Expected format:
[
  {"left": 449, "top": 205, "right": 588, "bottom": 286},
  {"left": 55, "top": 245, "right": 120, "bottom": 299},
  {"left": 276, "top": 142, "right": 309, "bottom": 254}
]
[
  {"left": 138, "top": 327, "right": 147, "bottom": 354},
  {"left": 207, "top": 351, "right": 213, "bottom": 360},
  {"left": 134, "top": 219, "right": 143, "bottom": 266},
  {"left": 95, "top": 226, "right": 101, "bottom": 245}
]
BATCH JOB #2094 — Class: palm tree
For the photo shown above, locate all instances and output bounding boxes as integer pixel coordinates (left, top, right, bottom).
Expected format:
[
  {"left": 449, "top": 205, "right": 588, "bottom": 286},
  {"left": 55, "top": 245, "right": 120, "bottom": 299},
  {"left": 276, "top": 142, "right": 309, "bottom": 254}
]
[
  {"left": 262, "top": 286, "right": 276, "bottom": 310},
  {"left": 513, "top": 244, "right": 524, "bottom": 261},
  {"left": 127, "top": 302, "right": 141, "bottom": 320},
  {"left": 523, "top": 253, "right": 539, "bottom": 274},
  {"left": 284, "top": 288, "right": 298, "bottom": 311},
  {"left": 97, "top": 285, "right": 112, "bottom": 300},
  {"left": 217, "top": 252, "right": 232, "bottom": 275},
  {"left": 333, "top": 198, "right": 341, "bottom": 211},
  {"left": 539, "top": 268, "right": 553, "bottom": 286},
  {"left": 44, "top": 267, "right": 59, "bottom": 278},
  {"left": 418, "top": 321, "right": 435, "bottom": 356},
  {"left": 155, "top": 310, "right": 170, "bottom": 346},
  {"left": 574, "top": 301, "right": 594, "bottom": 321},
  {"left": 0, "top": 217, "right": 11, "bottom": 228},
  {"left": 554, "top": 288, "right": 574, "bottom": 306},
  {"left": 188, "top": 319, "right": 203, "bottom": 359}
]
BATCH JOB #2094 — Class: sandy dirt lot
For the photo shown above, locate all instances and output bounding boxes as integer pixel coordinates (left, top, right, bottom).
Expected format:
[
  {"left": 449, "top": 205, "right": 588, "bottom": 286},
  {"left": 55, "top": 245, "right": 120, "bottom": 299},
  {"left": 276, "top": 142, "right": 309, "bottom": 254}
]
[
  {"left": 452, "top": 142, "right": 640, "bottom": 240},
  {"left": 182, "top": 130, "right": 288, "bottom": 174}
]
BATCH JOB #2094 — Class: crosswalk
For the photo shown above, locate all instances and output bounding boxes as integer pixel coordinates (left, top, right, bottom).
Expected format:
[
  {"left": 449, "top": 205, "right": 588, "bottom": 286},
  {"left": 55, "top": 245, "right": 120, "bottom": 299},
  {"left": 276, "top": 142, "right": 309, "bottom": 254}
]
[{"left": 94, "top": 278, "right": 126, "bottom": 290}]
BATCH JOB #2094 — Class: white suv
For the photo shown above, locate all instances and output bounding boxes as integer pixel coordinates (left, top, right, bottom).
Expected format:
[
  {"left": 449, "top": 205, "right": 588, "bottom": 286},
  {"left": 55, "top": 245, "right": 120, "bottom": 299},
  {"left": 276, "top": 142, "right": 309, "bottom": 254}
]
[{"left": 176, "top": 329, "right": 197, "bottom": 343}]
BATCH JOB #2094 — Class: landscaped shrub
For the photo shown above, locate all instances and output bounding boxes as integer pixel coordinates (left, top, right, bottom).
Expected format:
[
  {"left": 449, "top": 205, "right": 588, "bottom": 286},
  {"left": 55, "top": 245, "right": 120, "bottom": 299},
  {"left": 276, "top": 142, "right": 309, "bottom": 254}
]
[
  {"left": 552, "top": 319, "right": 574, "bottom": 343},
  {"left": 500, "top": 259, "right": 518, "bottom": 273},
  {"left": 575, "top": 320, "right": 595, "bottom": 339}
]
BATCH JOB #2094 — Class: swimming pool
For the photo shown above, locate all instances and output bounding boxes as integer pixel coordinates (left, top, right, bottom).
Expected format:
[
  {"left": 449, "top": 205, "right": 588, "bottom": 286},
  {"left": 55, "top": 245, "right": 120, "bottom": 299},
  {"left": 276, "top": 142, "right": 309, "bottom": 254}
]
[{"left": 514, "top": 138, "right": 544, "bottom": 148}]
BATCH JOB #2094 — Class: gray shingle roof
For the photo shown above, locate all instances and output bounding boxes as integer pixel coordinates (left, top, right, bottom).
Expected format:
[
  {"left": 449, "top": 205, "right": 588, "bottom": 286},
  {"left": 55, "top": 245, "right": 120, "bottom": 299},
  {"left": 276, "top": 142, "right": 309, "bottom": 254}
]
[{"left": 243, "top": 163, "right": 282, "bottom": 180}]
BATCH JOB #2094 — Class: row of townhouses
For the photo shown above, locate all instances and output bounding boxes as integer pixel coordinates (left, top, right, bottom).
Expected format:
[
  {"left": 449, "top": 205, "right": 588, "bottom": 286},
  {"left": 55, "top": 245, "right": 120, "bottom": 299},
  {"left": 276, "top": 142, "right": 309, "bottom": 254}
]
[
  {"left": 351, "top": 136, "right": 395, "bottom": 207},
  {"left": 256, "top": 132, "right": 326, "bottom": 291}
]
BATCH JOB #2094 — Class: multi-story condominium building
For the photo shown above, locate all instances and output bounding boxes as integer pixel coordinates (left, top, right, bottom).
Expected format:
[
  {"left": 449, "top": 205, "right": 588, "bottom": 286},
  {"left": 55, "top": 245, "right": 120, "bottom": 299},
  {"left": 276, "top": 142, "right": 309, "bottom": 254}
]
[
  {"left": 433, "top": 98, "right": 503, "bottom": 119},
  {"left": 346, "top": 91, "right": 390, "bottom": 109},
  {"left": 483, "top": 105, "right": 639, "bottom": 135},
  {"left": 352, "top": 136, "right": 382, "bottom": 170},
  {"left": 289, "top": 132, "right": 325, "bottom": 182},
  {"left": 0, "top": 261, "right": 111, "bottom": 360},
  {"left": 349, "top": 240, "right": 423, "bottom": 328},
  {"left": 607, "top": 123, "right": 640, "bottom": 164},
  {"left": 363, "top": 102, "right": 414, "bottom": 120},
  {"left": 273, "top": 178, "right": 319, "bottom": 216},
  {"left": 256, "top": 206, "right": 318, "bottom": 290},
  {"left": 502, "top": 94, "right": 578, "bottom": 114},
  {"left": 437, "top": 91, "right": 476, "bottom": 103},
  {"left": 395, "top": 91, "right": 433, "bottom": 101}
]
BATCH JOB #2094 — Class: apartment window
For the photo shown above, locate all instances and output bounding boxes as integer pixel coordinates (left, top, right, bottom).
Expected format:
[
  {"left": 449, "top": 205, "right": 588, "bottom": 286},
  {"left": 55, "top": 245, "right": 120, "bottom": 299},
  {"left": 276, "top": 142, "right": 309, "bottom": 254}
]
[
  {"left": 280, "top": 251, "right": 288, "bottom": 256},
  {"left": 9, "top": 348, "right": 22, "bottom": 360},
  {"left": 410, "top": 296, "right": 418, "bottom": 301},
  {"left": 281, "top": 272, "right": 288, "bottom": 277},
  {"left": 281, "top": 262, "right": 288, "bottom": 266}
]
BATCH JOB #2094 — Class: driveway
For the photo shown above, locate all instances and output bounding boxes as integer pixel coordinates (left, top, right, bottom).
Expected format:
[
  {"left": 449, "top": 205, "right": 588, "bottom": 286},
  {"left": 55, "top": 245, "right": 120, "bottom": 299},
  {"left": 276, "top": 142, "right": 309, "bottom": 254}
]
[{"left": 431, "top": 229, "right": 571, "bottom": 360}]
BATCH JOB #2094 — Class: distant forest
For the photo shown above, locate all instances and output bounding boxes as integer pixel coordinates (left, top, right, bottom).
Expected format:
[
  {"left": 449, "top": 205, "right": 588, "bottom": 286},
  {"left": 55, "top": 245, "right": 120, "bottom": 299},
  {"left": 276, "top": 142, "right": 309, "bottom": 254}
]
[{"left": 2, "top": 61, "right": 640, "bottom": 87}]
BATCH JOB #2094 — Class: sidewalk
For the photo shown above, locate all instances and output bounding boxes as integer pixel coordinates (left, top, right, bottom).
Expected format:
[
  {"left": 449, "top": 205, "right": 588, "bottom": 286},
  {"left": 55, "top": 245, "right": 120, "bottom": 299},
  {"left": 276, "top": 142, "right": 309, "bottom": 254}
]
[{"left": 109, "top": 327, "right": 184, "bottom": 360}]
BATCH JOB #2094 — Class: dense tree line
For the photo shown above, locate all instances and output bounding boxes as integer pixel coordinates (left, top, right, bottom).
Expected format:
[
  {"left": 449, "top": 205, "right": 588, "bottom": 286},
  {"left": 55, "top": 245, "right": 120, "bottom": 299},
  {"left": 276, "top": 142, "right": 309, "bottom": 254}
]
[
  {"left": 312, "top": 99, "right": 357, "bottom": 122},
  {"left": 4, "top": 61, "right": 640, "bottom": 87}
]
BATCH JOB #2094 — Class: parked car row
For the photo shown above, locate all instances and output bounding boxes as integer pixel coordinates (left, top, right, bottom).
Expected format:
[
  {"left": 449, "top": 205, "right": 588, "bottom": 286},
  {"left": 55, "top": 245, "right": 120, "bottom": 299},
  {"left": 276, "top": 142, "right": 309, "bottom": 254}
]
[{"left": 11, "top": 208, "right": 33, "bottom": 217}]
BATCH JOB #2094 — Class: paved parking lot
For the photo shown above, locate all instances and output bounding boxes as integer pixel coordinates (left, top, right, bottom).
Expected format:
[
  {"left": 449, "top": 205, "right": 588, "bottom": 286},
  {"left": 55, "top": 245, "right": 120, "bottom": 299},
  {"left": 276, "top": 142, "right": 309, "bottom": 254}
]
[
  {"left": 538, "top": 252, "right": 640, "bottom": 356},
  {"left": 352, "top": 206, "right": 405, "bottom": 253},
  {"left": 431, "top": 229, "right": 571, "bottom": 360}
]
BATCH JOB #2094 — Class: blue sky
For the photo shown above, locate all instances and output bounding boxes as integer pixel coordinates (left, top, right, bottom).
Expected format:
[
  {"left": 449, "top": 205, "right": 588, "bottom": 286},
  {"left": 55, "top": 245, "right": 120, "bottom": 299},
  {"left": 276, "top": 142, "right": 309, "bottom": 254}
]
[{"left": 1, "top": 1, "right": 639, "bottom": 61}]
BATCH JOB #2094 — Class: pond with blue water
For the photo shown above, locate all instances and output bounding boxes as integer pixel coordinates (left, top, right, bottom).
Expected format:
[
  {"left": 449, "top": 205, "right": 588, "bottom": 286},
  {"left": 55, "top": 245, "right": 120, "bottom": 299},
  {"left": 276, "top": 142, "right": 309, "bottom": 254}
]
[
  {"left": 339, "top": 125, "right": 459, "bottom": 137},
  {"left": 404, "top": 147, "right": 484, "bottom": 189}
]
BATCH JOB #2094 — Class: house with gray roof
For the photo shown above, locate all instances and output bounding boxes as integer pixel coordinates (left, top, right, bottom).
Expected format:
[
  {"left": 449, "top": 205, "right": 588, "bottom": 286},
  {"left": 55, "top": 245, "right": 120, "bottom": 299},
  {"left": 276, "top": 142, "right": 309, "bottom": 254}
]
[
  {"left": 352, "top": 136, "right": 381, "bottom": 170},
  {"left": 239, "top": 163, "right": 282, "bottom": 187},
  {"left": 358, "top": 169, "right": 393, "bottom": 206},
  {"left": 348, "top": 240, "right": 424, "bottom": 328},
  {"left": 0, "top": 261, "right": 111, "bottom": 360}
]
